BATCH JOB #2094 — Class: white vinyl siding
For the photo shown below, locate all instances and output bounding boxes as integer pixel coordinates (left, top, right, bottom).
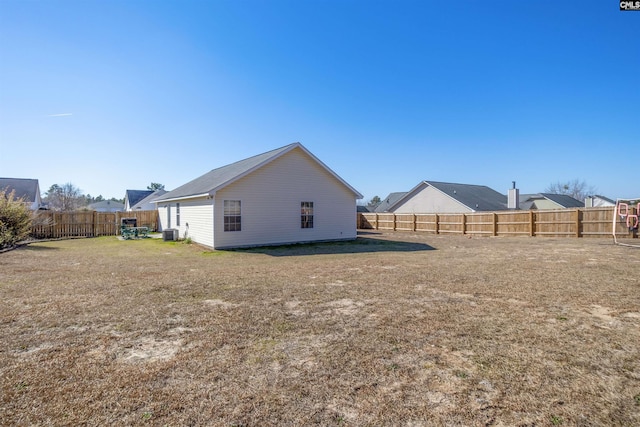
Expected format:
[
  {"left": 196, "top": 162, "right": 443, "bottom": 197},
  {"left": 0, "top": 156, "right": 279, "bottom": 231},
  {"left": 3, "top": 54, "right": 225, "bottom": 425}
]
[
  {"left": 158, "top": 197, "right": 214, "bottom": 247},
  {"left": 392, "top": 185, "right": 472, "bottom": 214},
  {"left": 213, "top": 148, "right": 356, "bottom": 249}
]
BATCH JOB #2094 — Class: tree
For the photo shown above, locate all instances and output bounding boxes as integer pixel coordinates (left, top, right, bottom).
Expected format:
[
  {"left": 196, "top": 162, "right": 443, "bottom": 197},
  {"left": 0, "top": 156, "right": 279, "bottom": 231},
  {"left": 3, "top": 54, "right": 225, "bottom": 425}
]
[
  {"left": 545, "top": 179, "right": 596, "bottom": 202},
  {"left": 45, "top": 183, "right": 85, "bottom": 211},
  {"left": 147, "top": 183, "right": 165, "bottom": 191},
  {"left": 367, "top": 195, "right": 382, "bottom": 209},
  {"left": 0, "top": 188, "right": 32, "bottom": 249}
]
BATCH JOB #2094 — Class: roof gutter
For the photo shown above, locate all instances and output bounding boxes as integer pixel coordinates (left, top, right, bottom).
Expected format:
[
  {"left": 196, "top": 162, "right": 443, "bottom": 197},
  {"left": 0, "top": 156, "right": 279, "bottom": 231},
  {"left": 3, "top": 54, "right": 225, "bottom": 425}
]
[{"left": 153, "top": 192, "right": 212, "bottom": 204}]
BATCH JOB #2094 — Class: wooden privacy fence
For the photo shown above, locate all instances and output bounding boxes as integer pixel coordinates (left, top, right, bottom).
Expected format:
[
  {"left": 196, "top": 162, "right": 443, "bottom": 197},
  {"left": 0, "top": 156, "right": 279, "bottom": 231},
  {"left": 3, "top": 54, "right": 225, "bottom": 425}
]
[
  {"left": 30, "top": 211, "right": 159, "bottom": 239},
  {"left": 359, "top": 207, "right": 634, "bottom": 238}
]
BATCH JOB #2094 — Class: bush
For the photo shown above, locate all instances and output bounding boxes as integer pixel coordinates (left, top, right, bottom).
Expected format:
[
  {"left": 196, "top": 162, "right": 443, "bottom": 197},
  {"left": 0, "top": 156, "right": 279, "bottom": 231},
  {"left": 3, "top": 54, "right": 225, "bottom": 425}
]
[{"left": 0, "top": 189, "right": 33, "bottom": 249}]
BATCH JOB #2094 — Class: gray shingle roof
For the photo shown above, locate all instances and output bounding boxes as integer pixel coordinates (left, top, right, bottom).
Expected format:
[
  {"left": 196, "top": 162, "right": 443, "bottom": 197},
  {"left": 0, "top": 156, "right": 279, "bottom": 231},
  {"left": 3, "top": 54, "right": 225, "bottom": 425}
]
[
  {"left": 156, "top": 143, "right": 362, "bottom": 202},
  {"left": 539, "top": 193, "right": 584, "bottom": 208},
  {"left": 125, "top": 190, "right": 154, "bottom": 207},
  {"left": 427, "top": 181, "right": 508, "bottom": 211},
  {"left": 130, "top": 190, "right": 167, "bottom": 210},
  {"left": 520, "top": 193, "right": 584, "bottom": 209},
  {"left": 0, "top": 178, "right": 39, "bottom": 203},
  {"left": 389, "top": 181, "right": 507, "bottom": 212},
  {"left": 375, "top": 192, "right": 408, "bottom": 212}
]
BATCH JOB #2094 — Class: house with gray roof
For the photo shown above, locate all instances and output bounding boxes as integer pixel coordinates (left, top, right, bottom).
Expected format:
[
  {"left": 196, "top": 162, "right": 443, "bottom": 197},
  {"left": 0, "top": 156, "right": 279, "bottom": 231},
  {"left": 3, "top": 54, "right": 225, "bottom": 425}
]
[
  {"left": 519, "top": 193, "right": 583, "bottom": 210},
  {"left": 88, "top": 200, "right": 124, "bottom": 212},
  {"left": 154, "top": 142, "right": 363, "bottom": 249},
  {"left": 374, "top": 192, "right": 408, "bottom": 213},
  {"left": 584, "top": 195, "right": 615, "bottom": 208},
  {"left": 130, "top": 190, "right": 167, "bottom": 210},
  {"left": 379, "top": 181, "right": 507, "bottom": 213},
  {"left": 124, "top": 190, "right": 155, "bottom": 211},
  {"left": 0, "top": 177, "right": 42, "bottom": 210}
]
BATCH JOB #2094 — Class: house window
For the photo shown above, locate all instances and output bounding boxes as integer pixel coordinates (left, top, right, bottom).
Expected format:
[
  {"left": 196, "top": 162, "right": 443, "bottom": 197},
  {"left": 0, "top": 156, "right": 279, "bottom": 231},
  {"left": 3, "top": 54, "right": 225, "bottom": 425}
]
[
  {"left": 301, "top": 202, "right": 314, "bottom": 229},
  {"left": 176, "top": 203, "right": 180, "bottom": 226},
  {"left": 167, "top": 205, "right": 171, "bottom": 229},
  {"left": 224, "top": 200, "right": 241, "bottom": 232}
]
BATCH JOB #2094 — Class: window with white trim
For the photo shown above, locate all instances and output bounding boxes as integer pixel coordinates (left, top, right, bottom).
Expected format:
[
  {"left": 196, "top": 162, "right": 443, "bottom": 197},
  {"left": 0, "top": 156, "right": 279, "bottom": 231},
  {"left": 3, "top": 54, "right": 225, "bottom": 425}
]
[
  {"left": 176, "top": 203, "right": 180, "bottom": 226},
  {"left": 224, "top": 200, "right": 241, "bottom": 232},
  {"left": 301, "top": 201, "right": 314, "bottom": 229}
]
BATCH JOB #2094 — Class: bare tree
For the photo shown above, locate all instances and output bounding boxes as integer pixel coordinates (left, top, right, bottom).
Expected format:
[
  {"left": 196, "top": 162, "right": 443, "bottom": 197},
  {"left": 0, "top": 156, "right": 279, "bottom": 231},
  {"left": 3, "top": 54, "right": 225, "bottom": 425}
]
[
  {"left": 545, "top": 179, "right": 596, "bottom": 201},
  {"left": 45, "top": 183, "right": 85, "bottom": 211}
]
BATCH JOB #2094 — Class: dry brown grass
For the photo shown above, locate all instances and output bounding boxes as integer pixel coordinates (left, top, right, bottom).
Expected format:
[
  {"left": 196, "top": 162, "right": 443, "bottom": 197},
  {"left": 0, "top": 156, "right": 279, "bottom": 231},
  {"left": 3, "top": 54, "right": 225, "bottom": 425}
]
[{"left": 1, "top": 232, "right": 639, "bottom": 426}]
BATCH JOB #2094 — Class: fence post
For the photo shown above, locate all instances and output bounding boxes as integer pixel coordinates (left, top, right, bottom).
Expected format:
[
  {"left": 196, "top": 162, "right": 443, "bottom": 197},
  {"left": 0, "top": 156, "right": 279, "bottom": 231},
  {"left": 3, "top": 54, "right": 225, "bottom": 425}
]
[
  {"left": 529, "top": 210, "right": 535, "bottom": 237},
  {"left": 393, "top": 214, "right": 397, "bottom": 231},
  {"left": 575, "top": 209, "right": 581, "bottom": 238},
  {"left": 461, "top": 214, "right": 466, "bottom": 235},
  {"left": 492, "top": 212, "right": 497, "bottom": 236},
  {"left": 92, "top": 210, "right": 97, "bottom": 237},
  {"left": 435, "top": 214, "right": 439, "bottom": 234},
  {"left": 413, "top": 214, "right": 417, "bottom": 231}
]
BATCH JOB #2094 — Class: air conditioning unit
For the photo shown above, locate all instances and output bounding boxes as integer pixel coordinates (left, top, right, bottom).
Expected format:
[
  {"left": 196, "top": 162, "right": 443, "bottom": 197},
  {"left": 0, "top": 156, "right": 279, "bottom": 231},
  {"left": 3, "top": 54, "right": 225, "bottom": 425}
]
[{"left": 163, "top": 229, "right": 178, "bottom": 241}]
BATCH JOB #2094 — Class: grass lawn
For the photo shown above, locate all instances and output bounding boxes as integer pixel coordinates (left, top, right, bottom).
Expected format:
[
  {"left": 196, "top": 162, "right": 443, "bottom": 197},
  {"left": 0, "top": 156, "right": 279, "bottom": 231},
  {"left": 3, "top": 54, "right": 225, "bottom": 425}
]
[{"left": 1, "top": 232, "right": 639, "bottom": 426}]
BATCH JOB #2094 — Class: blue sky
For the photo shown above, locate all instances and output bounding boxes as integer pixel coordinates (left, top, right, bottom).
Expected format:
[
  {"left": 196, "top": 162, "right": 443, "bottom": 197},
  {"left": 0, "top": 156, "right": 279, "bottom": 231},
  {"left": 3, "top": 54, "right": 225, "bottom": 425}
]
[{"left": 1, "top": 0, "right": 638, "bottom": 203}]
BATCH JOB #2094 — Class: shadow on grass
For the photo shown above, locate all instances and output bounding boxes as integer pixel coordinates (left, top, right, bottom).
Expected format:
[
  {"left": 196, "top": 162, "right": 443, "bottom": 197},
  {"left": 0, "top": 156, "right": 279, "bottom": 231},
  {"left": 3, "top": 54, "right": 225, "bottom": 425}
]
[
  {"left": 22, "top": 244, "right": 60, "bottom": 251},
  {"left": 232, "top": 236, "right": 435, "bottom": 257}
]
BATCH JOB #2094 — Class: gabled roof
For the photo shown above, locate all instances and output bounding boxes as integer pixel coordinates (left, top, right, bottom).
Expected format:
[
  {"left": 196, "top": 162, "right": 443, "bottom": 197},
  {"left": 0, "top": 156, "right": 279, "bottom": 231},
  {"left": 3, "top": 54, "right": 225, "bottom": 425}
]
[
  {"left": 0, "top": 177, "right": 40, "bottom": 203},
  {"left": 389, "top": 181, "right": 507, "bottom": 212},
  {"left": 375, "top": 192, "right": 408, "bottom": 212},
  {"left": 125, "top": 190, "right": 154, "bottom": 207},
  {"left": 520, "top": 193, "right": 584, "bottom": 209},
  {"left": 156, "top": 142, "right": 362, "bottom": 202},
  {"left": 131, "top": 190, "right": 167, "bottom": 210},
  {"left": 540, "top": 193, "right": 583, "bottom": 208},
  {"left": 592, "top": 195, "right": 615, "bottom": 204}
]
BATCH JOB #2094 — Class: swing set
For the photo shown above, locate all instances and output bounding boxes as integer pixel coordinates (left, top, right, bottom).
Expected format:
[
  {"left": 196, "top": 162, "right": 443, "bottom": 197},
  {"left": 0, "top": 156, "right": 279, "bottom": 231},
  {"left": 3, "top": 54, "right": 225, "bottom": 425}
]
[{"left": 613, "top": 199, "right": 640, "bottom": 247}]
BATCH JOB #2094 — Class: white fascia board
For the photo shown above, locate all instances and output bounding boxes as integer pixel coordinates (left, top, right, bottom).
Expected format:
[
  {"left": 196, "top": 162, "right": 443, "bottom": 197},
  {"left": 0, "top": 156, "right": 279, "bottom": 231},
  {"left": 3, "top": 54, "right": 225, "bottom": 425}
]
[{"left": 153, "top": 193, "right": 211, "bottom": 204}]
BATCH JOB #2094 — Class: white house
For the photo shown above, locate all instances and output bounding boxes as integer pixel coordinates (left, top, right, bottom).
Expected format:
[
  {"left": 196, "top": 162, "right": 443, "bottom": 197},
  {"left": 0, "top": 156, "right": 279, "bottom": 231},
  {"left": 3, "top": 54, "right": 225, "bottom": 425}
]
[
  {"left": 379, "top": 181, "right": 508, "bottom": 213},
  {"left": 584, "top": 195, "right": 615, "bottom": 208},
  {"left": 87, "top": 200, "right": 124, "bottom": 212},
  {"left": 519, "top": 193, "right": 584, "bottom": 210},
  {"left": 130, "top": 190, "right": 167, "bottom": 210},
  {"left": 124, "top": 190, "right": 154, "bottom": 211},
  {"left": 0, "top": 177, "right": 43, "bottom": 210},
  {"left": 154, "top": 143, "right": 363, "bottom": 249}
]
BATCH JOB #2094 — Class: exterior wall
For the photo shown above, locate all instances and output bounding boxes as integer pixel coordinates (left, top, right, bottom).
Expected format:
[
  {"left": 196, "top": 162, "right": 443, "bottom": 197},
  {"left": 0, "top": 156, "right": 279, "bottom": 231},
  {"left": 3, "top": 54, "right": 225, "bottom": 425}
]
[
  {"left": 157, "top": 197, "right": 214, "bottom": 247},
  {"left": 212, "top": 148, "right": 357, "bottom": 249},
  {"left": 392, "top": 185, "right": 471, "bottom": 214}
]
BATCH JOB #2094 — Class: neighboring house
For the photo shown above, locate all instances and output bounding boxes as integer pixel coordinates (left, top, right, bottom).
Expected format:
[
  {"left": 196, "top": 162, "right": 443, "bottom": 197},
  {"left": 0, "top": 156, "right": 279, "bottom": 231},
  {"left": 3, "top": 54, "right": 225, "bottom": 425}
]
[
  {"left": 584, "top": 195, "right": 615, "bottom": 208},
  {"left": 130, "top": 190, "right": 167, "bottom": 210},
  {"left": 374, "top": 192, "right": 408, "bottom": 213},
  {"left": 88, "top": 200, "right": 125, "bottom": 212},
  {"left": 154, "top": 142, "right": 363, "bottom": 249},
  {"left": 378, "top": 181, "right": 507, "bottom": 213},
  {"left": 0, "top": 177, "right": 42, "bottom": 210},
  {"left": 519, "top": 193, "right": 584, "bottom": 210},
  {"left": 124, "top": 190, "right": 154, "bottom": 211}
]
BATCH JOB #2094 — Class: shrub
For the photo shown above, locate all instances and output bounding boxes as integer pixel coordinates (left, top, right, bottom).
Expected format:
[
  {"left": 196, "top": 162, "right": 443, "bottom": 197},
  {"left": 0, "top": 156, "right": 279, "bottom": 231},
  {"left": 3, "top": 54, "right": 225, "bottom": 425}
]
[{"left": 0, "top": 189, "right": 33, "bottom": 249}]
